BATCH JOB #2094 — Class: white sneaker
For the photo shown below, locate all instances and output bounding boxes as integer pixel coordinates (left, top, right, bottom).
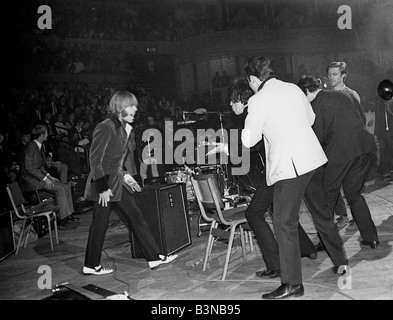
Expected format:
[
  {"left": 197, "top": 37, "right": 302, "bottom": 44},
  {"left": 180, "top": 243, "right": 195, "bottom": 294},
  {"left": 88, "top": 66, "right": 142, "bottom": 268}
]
[
  {"left": 148, "top": 254, "right": 178, "bottom": 270},
  {"left": 83, "top": 265, "right": 113, "bottom": 276}
]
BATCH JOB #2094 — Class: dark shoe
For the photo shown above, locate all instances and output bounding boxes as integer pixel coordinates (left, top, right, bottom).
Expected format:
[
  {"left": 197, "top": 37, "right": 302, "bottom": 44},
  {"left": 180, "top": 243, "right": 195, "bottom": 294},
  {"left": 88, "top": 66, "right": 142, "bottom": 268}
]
[
  {"left": 68, "top": 214, "right": 80, "bottom": 221},
  {"left": 345, "top": 219, "right": 358, "bottom": 231},
  {"left": 255, "top": 269, "right": 281, "bottom": 279},
  {"left": 302, "top": 252, "right": 318, "bottom": 260},
  {"left": 315, "top": 242, "right": 325, "bottom": 252},
  {"left": 335, "top": 216, "right": 349, "bottom": 229},
  {"left": 332, "top": 265, "right": 349, "bottom": 275},
  {"left": 360, "top": 240, "right": 379, "bottom": 249},
  {"left": 58, "top": 220, "right": 77, "bottom": 230},
  {"left": 262, "top": 283, "right": 304, "bottom": 299}
]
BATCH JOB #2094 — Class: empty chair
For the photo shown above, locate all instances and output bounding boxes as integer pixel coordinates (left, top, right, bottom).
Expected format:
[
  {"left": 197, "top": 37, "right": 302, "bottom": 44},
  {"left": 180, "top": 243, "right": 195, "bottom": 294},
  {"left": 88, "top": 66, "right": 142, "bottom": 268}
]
[
  {"left": 6, "top": 181, "right": 59, "bottom": 254},
  {"left": 190, "top": 173, "right": 251, "bottom": 280}
]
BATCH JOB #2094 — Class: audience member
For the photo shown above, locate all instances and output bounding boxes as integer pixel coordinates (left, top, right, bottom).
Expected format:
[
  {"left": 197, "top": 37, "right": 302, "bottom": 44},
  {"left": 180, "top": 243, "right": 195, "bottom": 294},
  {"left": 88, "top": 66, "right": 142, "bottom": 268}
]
[{"left": 18, "top": 124, "right": 78, "bottom": 229}]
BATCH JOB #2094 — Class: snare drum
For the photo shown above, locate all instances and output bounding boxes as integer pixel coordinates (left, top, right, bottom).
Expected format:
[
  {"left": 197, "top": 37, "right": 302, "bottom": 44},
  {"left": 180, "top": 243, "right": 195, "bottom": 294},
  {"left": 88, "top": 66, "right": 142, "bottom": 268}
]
[{"left": 165, "top": 168, "right": 195, "bottom": 201}]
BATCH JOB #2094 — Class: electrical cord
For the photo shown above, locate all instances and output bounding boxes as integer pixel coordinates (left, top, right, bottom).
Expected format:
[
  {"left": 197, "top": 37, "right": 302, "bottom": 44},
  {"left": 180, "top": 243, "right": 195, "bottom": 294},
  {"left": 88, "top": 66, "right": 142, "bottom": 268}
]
[{"left": 102, "top": 248, "right": 131, "bottom": 295}]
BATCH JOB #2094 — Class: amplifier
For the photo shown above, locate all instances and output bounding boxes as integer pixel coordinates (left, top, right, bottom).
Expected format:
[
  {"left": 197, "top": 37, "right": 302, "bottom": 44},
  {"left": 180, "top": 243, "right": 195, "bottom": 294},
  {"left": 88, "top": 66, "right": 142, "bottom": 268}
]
[{"left": 131, "top": 183, "right": 191, "bottom": 258}]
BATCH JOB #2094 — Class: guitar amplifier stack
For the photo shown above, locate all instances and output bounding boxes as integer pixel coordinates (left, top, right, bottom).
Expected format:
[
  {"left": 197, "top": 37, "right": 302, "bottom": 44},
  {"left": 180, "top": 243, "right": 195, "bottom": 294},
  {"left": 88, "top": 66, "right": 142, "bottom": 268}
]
[{"left": 130, "top": 183, "right": 192, "bottom": 258}]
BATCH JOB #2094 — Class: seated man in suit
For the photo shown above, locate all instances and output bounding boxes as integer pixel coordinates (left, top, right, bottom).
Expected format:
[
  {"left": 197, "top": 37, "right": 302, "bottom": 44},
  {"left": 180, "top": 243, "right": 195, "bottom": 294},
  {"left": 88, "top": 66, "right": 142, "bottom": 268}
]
[{"left": 19, "top": 124, "right": 78, "bottom": 230}]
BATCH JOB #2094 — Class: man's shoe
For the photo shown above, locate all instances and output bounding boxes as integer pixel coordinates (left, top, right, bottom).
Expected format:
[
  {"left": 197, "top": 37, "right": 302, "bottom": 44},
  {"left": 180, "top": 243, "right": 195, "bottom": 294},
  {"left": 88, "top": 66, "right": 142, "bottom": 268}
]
[
  {"left": 262, "top": 283, "right": 304, "bottom": 299},
  {"left": 315, "top": 242, "right": 325, "bottom": 252},
  {"left": 332, "top": 265, "right": 349, "bottom": 275},
  {"left": 335, "top": 216, "right": 349, "bottom": 229},
  {"left": 302, "top": 252, "right": 318, "bottom": 260},
  {"left": 360, "top": 240, "right": 379, "bottom": 249},
  {"left": 68, "top": 214, "right": 80, "bottom": 221},
  {"left": 255, "top": 269, "right": 281, "bottom": 279},
  {"left": 58, "top": 220, "right": 77, "bottom": 230},
  {"left": 83, "top": 265, "right": 113, "bottom": 276},
  {"left": 148, "top": 254, "right": 178, "bottom": 270},
  {"left": 345, "top": 219, "right": 358, "bottom": 231}
]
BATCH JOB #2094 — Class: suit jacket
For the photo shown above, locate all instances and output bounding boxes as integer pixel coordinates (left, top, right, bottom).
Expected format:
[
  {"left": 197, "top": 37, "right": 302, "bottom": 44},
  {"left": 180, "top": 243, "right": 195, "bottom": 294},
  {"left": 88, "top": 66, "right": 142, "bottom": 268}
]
[
  {"left": 19, "top": 140, "right": 48, "bottom": 192},
  {"left": 242, "top": 78, "right": 327, "bottom": 186},
  {"left": 311, "top": 90, "right": 376, "bottom": 166},
  {"left": 84, "top": 115, "right": 137, "bottom": 202}
]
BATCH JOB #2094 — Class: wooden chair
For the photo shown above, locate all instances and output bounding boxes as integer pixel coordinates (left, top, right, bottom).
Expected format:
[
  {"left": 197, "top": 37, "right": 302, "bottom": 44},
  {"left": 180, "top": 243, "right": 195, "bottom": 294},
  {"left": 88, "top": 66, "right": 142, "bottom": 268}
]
[
  {"left": 6, "top": 182, "right": 59, "bottom": 255},
  {"left": 190, "top": 173, "right": 251, "bottom": 280}
]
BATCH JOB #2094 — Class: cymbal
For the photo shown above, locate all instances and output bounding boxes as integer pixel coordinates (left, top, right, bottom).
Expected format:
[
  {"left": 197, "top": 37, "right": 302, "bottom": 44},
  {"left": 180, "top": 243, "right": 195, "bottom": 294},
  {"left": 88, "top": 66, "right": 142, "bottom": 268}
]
[{"left": 194, "top": 108, "right": 207, "bottom": 115}]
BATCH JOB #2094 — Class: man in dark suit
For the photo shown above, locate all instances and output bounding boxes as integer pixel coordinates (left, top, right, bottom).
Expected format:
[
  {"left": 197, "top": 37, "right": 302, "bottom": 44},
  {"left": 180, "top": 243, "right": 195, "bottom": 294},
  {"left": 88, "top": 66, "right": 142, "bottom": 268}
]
[
  {"left": 298, "top": 75, "right": 379, "bottom": 248},
  {"left": 83, "top": 90, "right": 178, "bottom": 276},
  {"left": 19, "top": 124, "right": 77, "bottom": 230}
]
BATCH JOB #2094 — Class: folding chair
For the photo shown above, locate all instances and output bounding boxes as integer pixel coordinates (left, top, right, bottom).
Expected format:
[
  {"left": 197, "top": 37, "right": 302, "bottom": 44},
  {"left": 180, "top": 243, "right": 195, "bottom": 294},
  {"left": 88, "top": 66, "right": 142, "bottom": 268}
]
[
  {"left": 6, "top": 182, "right": 59, "bottom": 254},
  {"left": 190, "top": 173, "right": 251, "bottom": 280}
]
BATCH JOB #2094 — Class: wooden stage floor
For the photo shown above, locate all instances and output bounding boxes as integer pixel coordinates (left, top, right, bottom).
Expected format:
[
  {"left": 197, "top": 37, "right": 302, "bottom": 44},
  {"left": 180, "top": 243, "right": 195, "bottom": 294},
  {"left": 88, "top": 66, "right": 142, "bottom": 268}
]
[{"left": 1, "top": 170, "right": 393, "bottom": 303}]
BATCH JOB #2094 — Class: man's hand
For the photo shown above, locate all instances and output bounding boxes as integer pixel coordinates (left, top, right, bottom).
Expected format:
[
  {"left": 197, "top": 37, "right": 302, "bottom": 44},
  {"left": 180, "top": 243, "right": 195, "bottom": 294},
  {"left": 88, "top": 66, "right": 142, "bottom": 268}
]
[
  {"left": 44, "top": 178, "right": 54, "bottom": 190},
  {"left": 99, "top": 189, "right": 113, "bottom": 207},
  {"left": 48, "top": 175, "right": 60, "bottom": 183},
  {"left": 124, "top": 175, "right": 142, "bottom": 193}
]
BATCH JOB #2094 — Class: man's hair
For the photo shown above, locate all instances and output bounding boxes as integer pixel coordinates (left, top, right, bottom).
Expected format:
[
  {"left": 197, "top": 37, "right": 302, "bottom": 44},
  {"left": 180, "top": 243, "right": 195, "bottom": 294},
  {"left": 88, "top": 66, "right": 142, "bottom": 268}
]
[
  {"left": 297, "top": 75, "right": 321, "bottom": 94},
  {"left": 244, "top": 56, "right": 274, "bottom": 82},
  {"left": 326, "top": 61, "right": 348, "bottom": 79},
  {"left": 32, "top": 124, "right": 48, "bottom": 139},
  {"left": 108, "top": 90, "right": 138, "bottom": 115},
  {"left": 228, "top": 79, "right": 254, "bottom": 104}
]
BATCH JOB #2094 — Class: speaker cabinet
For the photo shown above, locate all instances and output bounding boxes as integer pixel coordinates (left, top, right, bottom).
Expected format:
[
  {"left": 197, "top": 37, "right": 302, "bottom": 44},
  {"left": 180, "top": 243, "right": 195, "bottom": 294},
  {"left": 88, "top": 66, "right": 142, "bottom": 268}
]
[
  {"left": 131, "top": 183, "right": 191, "bottom": 258},
  {"left": 0, "top": 210, "right": 15, "bottom": 262}
]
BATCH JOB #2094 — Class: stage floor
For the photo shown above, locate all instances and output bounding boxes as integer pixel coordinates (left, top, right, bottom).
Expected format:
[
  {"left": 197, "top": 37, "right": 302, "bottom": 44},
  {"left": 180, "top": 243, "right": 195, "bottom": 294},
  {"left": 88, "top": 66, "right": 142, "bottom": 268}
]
[{"left": 1, "top": 167, "right": 393, "bottom": 302}]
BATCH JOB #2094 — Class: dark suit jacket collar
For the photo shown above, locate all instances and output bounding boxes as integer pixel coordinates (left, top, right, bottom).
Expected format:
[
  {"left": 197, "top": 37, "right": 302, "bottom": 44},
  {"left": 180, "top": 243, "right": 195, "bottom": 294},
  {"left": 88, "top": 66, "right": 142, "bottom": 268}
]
[{"left": 109, "top": 114, "right": 123, "bottom": 128}]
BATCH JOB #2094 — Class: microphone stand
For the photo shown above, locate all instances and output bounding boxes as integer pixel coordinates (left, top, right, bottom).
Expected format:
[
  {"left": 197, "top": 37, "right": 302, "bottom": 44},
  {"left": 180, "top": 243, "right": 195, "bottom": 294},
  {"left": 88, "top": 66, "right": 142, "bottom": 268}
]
[
  {"left": 384, "top": 100, "right": 393, "bottom": 179},
  {"left": 218, "top": 113, "right": 230, "bottom": 196}
]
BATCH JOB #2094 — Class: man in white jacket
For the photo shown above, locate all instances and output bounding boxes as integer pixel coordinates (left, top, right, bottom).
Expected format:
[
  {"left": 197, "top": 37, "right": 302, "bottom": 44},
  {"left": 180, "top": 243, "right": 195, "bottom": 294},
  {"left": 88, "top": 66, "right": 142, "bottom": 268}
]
[{"left": 242, "top": 56, "right": 347, "bottom": 299}]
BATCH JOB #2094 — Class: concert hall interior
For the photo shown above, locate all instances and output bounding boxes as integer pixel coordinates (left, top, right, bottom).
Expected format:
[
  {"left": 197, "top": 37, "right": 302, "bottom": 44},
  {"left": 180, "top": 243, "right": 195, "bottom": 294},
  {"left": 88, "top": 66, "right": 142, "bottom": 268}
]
[{"left": 2, "top": 0, "right": 393, "bottom": 301}]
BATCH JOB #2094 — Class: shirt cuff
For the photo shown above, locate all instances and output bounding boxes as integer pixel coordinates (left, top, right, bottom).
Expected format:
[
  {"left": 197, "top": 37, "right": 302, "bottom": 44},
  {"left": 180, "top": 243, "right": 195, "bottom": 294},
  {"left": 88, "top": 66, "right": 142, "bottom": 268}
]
[
  {"left": 124, "top": 173, "right": 132, "bottom": 181},
  {"left": 43, "top": 173, "right": 49, "bottom": 181}
]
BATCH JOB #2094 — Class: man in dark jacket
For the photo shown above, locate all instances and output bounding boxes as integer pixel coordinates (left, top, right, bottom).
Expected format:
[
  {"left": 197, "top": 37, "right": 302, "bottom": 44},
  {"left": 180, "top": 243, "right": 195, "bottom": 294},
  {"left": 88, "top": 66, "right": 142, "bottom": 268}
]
[
  {"left": 298, "top": 75, "right": 379, "bottom": 248},
  {"left": 83, "top": 91, "right": 178, "bottom": 276}
]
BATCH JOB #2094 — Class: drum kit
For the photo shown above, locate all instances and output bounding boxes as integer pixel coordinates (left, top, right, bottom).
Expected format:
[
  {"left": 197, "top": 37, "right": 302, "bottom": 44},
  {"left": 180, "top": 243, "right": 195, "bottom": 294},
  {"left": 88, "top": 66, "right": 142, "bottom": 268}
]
[{"left": 165, "top": 107, "right": 243, "bottom": 220}]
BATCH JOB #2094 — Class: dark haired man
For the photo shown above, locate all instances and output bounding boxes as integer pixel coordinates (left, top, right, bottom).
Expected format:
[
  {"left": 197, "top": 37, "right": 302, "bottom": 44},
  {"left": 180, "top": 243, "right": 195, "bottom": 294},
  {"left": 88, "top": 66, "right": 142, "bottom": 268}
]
[
  {"left": 228, "top": 79, "right": 318, "bottom": 278},
  {"left": 242, "top": 56, "right": 347, "bottom": 299},
  {"left": 297, "top": 75, "right": 378, "bottom": 249}
]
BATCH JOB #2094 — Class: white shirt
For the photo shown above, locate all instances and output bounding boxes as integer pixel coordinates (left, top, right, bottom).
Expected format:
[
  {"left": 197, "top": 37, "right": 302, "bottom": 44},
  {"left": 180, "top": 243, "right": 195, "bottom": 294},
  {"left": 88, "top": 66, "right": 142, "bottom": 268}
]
[{"left": 241, "top": 78, "right": 328, "bottom": 186}]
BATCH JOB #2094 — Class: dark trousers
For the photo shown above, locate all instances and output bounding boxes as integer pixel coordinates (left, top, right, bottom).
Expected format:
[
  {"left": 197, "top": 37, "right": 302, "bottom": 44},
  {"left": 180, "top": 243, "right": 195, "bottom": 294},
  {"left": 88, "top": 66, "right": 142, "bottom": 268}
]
[
  {"left": 334, "top": 192, "right": 348, "bottom": 217},
  {"left": 84, "top": 186, "right": 161, "bottom": 268},
  {"left": 245, "top": 176, "right": 316, "bottom": 271},
  {"left": 272, "top": 170, "right": 315, "bottom": 285},
  {"left": 324, "top": 153, "right": 378, "bottom": 242},
  {"left": 304, "top": 167, "right": 348, "bottom": 268}
]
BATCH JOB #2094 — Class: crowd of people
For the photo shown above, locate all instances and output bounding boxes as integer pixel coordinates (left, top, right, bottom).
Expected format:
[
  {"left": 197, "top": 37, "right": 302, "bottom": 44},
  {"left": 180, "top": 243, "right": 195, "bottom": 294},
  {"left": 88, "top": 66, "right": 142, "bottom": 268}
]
[
  {"left": 13, "top": 0, "right": 375, "bottom": 42},
  {"left": 0, "top": 79, "right": 186, "bottom": 214}
]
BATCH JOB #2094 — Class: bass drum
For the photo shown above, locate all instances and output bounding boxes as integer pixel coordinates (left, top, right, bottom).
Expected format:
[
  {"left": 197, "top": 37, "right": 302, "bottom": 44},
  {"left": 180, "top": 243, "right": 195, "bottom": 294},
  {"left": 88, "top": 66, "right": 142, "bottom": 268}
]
[{"left": 165, "top": 168, "right": 195, "bottom": 201}]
